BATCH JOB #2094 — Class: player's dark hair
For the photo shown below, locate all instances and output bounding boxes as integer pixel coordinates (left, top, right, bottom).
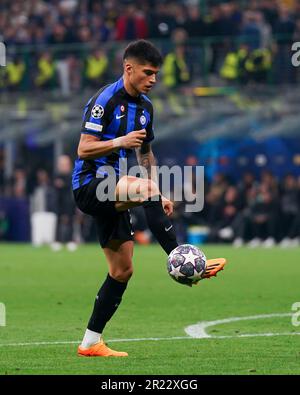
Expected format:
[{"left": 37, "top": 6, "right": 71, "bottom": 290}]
[{"left": 123, "top": 40, "right": 163, "bottom": 67}]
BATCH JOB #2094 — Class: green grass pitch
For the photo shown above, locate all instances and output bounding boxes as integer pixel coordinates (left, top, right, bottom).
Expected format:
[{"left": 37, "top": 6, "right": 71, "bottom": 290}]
[{"left": 0, "top": 243, "right": 300, "bottom": 375}]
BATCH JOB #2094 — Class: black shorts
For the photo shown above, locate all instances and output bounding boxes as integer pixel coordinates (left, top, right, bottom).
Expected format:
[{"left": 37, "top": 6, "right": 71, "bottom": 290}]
[{"left": 73, "top": 178, "right": 134, "bottom": 248}]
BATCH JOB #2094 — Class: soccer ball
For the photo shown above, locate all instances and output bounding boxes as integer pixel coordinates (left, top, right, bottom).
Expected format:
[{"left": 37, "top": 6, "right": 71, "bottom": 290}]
[{"left": 167, "top": 244, "right": 206, "bottom": 286}]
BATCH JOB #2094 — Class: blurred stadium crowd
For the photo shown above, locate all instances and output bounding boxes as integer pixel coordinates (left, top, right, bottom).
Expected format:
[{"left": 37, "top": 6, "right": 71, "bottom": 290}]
[
  {"left": 1, "top": 0, "right": 300, "bottom": 92},
  {"left": 175, "top": 168, "right": 300, "bottom": 247},
  {"left": 2, "top": 0, "right": 300, "bottom": 46},
  {"left": 1, "top": 155, "right": 300, "bottom": 248}
]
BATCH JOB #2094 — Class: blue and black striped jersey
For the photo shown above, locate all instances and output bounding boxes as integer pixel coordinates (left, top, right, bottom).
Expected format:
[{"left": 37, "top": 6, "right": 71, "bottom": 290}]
[{"left": 72, "top": 77, "right": 154, "bottom": 190}]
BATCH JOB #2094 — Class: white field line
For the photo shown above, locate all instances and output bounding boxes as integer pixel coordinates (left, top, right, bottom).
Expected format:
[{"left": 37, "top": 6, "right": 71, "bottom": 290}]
[
  {"left": 184, "top": 312, "right": 295, "bottom": 338},
  {"left": 0, "top": 313, "right": 299, "bottom": 347}
]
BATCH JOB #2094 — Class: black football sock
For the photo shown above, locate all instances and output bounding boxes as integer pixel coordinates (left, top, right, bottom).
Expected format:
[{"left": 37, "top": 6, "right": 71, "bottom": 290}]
[
  {"left": 143, "top": 195, "right": 178, "bottom": 255},
  {"left": 87, "top": 274, "right": 128, "bottom": 334}
]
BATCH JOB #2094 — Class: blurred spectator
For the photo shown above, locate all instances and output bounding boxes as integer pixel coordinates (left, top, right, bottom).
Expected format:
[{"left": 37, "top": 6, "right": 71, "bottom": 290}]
[
  {"left": 91, "top": 15, "right": 111, "bottom": 42},
  {"left": 77, "top": 26, "right": 93, "bottom": 43},
  {"left": 0, "top": 210, "right": 9, "bottom": 240},
  {"left": 162, "top": 28, "right": 190, "bottom": 89},
  {"left": 35, "top": 52, "right": 56, "bottom": 89},
  {"left": 30, "top": 169, "right": 57, "bottom": 246},
  {"left": 5, "top": 57, "right": 26, "bottom": 90},
  {"left": 207, "top": 5, "right": 225, "bottom": 74},
  {"left": 30, "top": 169, "right": 56, "bottom": 214},
  {"left": 48, "top": 23, "right": 71, "bottom": 46},
  {"left": 260, "top": 169, "right": 278, "bottom": 197},
  {"left": 53, "top": 155, "right": 77, "bottom": 250},
  {"left": 273, "top": 5, "right": 296, "bottom": 83},
  {"left": 281, "top": 212, "right": 300, "bottom": 247},
  {"left": 247, "top": 183, "right": 280, "bottom": 247},
  {"left": 207, "top": 172, "right": 229, "bottom": 200},
  {"left": 31, "top": 25, "right": 48, "bottom": 46},
  {"left": 84, "top": 48, "right": 108, "bottom": 88},
  {"left": 259, "top": 0, "right": 279, "bottom": 30},
  {"left": 207, "top": 3, "right": 241, "bottom": 74},
  {"left": 183, "top": 5, "right": 207, "bottom": 78},
  {"left": 274, "top": 5, "right": 295, "bottom": 45},
  {"left": 244, "top": 46, "right": 272, "bottom": 83},
  {"left": 11, "top": 168, "right": 27, "bottom": 198},
  {"left": 172, "top": 3, "right": 188, "bottom": 31},
  {"left": 294, "top": 17, "right": 300, "bottom": 41},
  {"left": 240, "top": 11, "right": 262, "bottom": 50},
  {"left": 211, "top": 185, "right": 242, "bottom": 242},
  {"left": 68, "top": 54, "right": 82, "bottom": 92},
  {"left": 184, "top": 4, "right": 206, "bottom": 38},
  {"left": 237, "top": 171, "right": 257, "bottom": 207},
  {"left": 206, "top": 172, "right": 230, "bottom": 226},
  {"left": 48, "top": 23, "right": 73, "bottom": 95},
  {"left": 148, "top": 3, "right": 176, "bottom": 39},
  {"left": 162, "top": 43, "right": 190, "bottom": 89},
  {"left": 255, "top": 11, "right": 272, "bottom": 49},
  {"left": 220, "top": 45, "right": 248, "bottom": 82},
  {"left": 279, "top": 174, "right": 300, "bottom": 246},
  {"left": 115, "top": 4, "right": 148, "bottom": 40}
]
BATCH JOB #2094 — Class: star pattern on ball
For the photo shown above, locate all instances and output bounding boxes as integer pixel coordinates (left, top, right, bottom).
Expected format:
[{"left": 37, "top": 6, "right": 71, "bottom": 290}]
[
  {"left": 182, "top": 250, "right": 198, "bottom": 265},
  {"left": 169, "top": 265, "right": 186, "bottom": 280}
]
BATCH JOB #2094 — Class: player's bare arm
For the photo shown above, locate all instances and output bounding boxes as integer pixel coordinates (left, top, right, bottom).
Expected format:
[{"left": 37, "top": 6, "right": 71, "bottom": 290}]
[
  {"left": 135, "top": 141, "right": 157, "bottom": 181},
  {"left": 136, "top": 141, "right": 174, "bottom": 216},
  {"left": 78, "top": 129, "right": 147, "bottom": 159}
]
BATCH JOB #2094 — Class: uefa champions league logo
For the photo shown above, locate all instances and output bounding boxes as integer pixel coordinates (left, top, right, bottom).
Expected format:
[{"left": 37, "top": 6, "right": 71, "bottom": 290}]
[
  {"left": 0, "top": 42, "right": 6, "bottom": 67},
  {"left": 0, "top": 303, "right": 6, "bottom": 327},
  {"left": 291, "top": 42, "right": 300, "bottom": 67}
]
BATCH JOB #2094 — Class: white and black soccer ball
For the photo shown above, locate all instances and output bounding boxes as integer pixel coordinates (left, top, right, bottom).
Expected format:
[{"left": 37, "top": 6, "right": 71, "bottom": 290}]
[{"left": 167, "top": 244, "right": 206, "bottom": 286}]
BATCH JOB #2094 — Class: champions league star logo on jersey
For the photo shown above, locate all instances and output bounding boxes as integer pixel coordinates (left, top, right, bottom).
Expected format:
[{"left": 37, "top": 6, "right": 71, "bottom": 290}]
[{"left": 92, "top": 104, "right": 104, "bottom": 119}]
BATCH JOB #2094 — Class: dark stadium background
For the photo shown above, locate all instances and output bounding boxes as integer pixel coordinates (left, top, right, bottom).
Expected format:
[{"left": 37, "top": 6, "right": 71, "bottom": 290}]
[
  {"left": 1, "top": 0, "right": 300, "bottom": 379},
  {"left": 0, "top": 0, "right": 299, "bottom": 248}
]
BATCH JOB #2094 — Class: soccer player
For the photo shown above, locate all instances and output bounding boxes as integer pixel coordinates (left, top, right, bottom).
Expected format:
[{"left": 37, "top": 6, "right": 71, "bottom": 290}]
[{"left": 72, "top": 40, "right": 225, "bottom": 357}]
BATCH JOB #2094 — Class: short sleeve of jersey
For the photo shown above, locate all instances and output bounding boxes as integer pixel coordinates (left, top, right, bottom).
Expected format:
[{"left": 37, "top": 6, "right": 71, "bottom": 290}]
[
  {"left": 81, "top": 92, "right": 110, "bottom": 138},
  {"left": 144, "top": 103, "right": 154, "bottom": 143}
]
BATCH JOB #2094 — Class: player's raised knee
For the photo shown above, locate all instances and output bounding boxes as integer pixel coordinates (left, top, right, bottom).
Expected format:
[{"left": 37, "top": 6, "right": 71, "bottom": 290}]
[
  {"left": 140, "top": 179, "right": 159, "bottom": 201},
  {"left": 110, "top": 265, "right": 133, "bottom": 282}
]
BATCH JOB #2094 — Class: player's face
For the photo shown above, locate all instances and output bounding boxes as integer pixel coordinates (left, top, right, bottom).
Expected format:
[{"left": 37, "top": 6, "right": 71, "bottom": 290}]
[{"left": 125, "top": 60, "right": 160, "bottom": 95}]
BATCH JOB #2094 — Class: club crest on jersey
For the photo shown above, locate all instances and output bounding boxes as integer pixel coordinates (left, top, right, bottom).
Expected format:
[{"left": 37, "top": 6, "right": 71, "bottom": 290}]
[
  {"left": 140, "top": 114, "right": 146, "bottom": 126},
  {"left": 91, "top": 104, "right": 104, "bottom": 119},
  {"left": 120, "top": 105, "right": 125, "bottom": 112}
]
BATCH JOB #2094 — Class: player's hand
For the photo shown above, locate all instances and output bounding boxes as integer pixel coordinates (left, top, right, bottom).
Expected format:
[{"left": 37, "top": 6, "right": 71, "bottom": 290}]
[
  {"left": 121, "top": 129, "right": 147, "bottom": 149},
  {"left": 161, "top": 196, "right": 174, "bottom": 216}
]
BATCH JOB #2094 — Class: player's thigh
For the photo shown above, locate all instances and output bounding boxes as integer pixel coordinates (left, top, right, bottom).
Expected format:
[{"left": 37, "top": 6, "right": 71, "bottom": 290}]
[
  {"left": 103, "top": 240, "right": 134, "bottom": 282},
  {"left": 115, "top": 176, "right": 159, "bottom": 212}
]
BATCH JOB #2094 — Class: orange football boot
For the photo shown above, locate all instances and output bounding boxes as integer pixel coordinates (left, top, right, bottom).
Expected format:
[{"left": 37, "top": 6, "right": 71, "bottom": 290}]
[
  {"left": 202, "top": 258, "right": 227, "bottom": 279},
  {"left": 78, "top": 340, "right": 128, "bottom": 357},
  {"left": 192, "top": 258, "right": 227, "bottom": 286}
]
